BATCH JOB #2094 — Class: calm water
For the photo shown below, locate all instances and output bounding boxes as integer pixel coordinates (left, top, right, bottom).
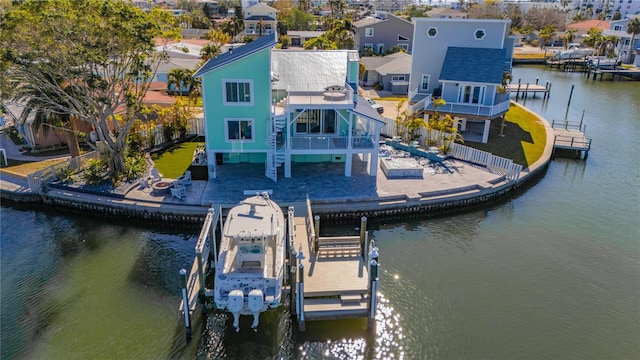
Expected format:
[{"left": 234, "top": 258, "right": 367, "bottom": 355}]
[{"left": 1, "top": 66, "right": 639, "bottom": 359}]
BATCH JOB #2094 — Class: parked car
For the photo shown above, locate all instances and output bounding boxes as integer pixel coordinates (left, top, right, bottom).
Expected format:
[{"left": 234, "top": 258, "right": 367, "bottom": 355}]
[{"left": 367, "top": 98, "right": 384, "bottom": 114}]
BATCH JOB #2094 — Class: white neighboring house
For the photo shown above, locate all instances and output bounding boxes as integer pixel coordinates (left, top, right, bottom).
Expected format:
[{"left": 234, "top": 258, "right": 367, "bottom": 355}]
[{"left": 605, "top": 15, "right": 640, "bottom": 65}]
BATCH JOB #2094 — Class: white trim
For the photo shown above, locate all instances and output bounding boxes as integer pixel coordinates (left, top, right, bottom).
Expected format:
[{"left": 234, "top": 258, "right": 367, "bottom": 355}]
[
  {"left": 427, "top": 27, "right": 438, "bottom": 38},
  {"left": 457, "top": 85, "right": 486, "bottom": 104},
  {"left": 420, "top": 74, "right": 430, "bottom": 92},
  {"left": 397, "top": 43, "right": 408, "bottom": 51},
  {"left": 222, "top": 79, "right": 254, "bottom": 106},
  {"left": 397, "top": 34, "right": 409, "bottom": 41},
  {"left": 474, "top": 28, "right": 486, "bottom": 40},
  {"left": 391, "top": 75, "right": 406, "bottom": 81},
  {"left": 365, "top": 28, "right": 374, "bottom": 37},
  {"left": 224, "top": 118, "right": 256, "bottom": 143}
]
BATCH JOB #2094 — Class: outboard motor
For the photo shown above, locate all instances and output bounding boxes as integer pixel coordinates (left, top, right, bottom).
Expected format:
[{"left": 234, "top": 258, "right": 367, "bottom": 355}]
[
  {"left": 248, "top": 289, "right": 264, "bottom": 332},
  {"left": 228, "top": 289, "right": 244, "bottom": 332}
]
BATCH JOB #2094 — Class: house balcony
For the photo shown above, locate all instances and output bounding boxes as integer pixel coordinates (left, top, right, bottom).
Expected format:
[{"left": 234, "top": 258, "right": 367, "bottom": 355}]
[
  {"left": 414, "top": 93, "right": 511, "bottom": 119},
  {"left": 245, "top": 29, "right": 276, "bottom": 36},
  {"left": 289, "top": 134, "right": 374, "bottom": 151}
]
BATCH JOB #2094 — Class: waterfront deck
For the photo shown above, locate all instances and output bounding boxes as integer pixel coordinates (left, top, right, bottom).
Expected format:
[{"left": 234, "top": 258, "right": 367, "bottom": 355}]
[{"left": 290, "top": 199, "right": 374, "bottom": 323}]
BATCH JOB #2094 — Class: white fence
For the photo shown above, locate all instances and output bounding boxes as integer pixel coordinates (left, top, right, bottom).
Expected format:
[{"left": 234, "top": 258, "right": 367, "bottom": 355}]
[
  {"left": 450, "top": 143, "right": 523, "bottom": 181},
  {"left": 26, "top": 151, "right": 100, "bottom": 192}
]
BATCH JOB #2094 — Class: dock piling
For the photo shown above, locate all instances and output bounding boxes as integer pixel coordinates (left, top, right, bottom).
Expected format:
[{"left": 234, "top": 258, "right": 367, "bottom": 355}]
[
  {"left": 314, "top": 215, "right": 320, "bottom": 240},
  {"left": 297, "top": 263, "right": 305, "bottom": 332},
  {"left": 359, "top": 216, "right": 367, "bottom": 257},
  {"left": 367, "top": 259, "right": 379, "bottom": 331},
  {"left": 179, "top": 269, "right": 192, "bottom": 341}
]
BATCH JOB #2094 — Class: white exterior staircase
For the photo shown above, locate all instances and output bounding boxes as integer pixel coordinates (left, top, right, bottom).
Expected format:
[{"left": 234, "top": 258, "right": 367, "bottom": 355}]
[{"left": 265, "top": 114, "right": 286, "bottom": 181}]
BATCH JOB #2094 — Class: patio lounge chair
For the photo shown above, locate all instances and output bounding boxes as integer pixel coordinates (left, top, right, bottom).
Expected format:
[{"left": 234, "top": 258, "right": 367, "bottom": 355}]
[
  {"left": 170, "top": 182, "right": 186, "bottom": 200},
  {"left": 177, "top": 170, "right": 192, "bottom": 186},
  {"left": 150, "top": 168, "right": 162, "bottom": 183}
]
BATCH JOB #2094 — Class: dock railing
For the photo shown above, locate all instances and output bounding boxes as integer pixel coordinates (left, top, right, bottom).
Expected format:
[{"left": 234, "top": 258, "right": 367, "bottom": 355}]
[{"left": 305, "top": 196, "right": 317, "bottom": 252}]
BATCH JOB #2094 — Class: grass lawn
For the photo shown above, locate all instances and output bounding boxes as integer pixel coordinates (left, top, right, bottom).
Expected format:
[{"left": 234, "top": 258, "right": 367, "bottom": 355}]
[
  {"left": 151, "top": 142, "right": 204, "bottom": 178},
  {"left": 463, "top": 105, "right": 546, "bottom": 168},
  {"left": 513, "top": 53, "right": 546, "bottom": 59},
  {"left": 0, "top": 158, "right": 66, "bottom": 177}
]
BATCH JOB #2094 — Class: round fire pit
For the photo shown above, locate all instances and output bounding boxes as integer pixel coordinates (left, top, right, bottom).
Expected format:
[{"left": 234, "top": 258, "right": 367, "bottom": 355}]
[{"left": 152, "top": 181, "right": 171, "bottom": 194}]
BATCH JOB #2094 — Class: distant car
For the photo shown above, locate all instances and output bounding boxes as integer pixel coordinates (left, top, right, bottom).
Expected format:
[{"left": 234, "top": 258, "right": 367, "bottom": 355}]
[{"left": 367, "top": 98, "right": 384, "bottom": 114}]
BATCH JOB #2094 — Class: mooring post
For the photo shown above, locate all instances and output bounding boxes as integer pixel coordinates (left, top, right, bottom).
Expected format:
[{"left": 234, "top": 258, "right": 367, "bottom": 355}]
[
  {"left": 290, "top": 246, "right": 297, "bottom": 317},
  {"left": 515, "top": 79, "right": 521, "bottom": 102},
  {"left": 547, "top": 82, "right": 552, "bottom": 98},
  {"left": 367, "top": 259, "right": 379, "bottom": 331},
  {"left": 298, "top": 263, "right": 305, "bottom": 332},
  {"left": 208, "top": 208, "right": 217, "bottom": 267},
  {"left": 196, "top": 249, "right": 206, "bottom": 298},
  {"left": 360, "top": 216, "right": 367, "bottom": 257},
  {"left": 180, "top": 269, "right": 192, "bottom": 341},
  {"left": 314, "top": 215, "right": 320, "bottom": 241}
]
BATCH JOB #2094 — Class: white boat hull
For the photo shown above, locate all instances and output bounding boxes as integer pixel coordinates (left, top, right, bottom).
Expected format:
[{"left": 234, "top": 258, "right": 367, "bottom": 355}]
[{"left": 213, "top": 193, "right": 286, "bottom": 331}]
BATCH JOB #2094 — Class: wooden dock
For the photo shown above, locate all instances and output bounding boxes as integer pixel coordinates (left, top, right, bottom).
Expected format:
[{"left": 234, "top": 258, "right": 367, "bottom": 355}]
[
  {"left": 551, "top": 120, "right": 592, "bottom": 159},
  {"left": 507, "top": 81, "right": 551, "bottom": 100},
  {"left": 589, "top": 68, "right": 640, "bottom": 81},
  {"left": 288, "top": 198, "right": 378, "bottom": 329}
]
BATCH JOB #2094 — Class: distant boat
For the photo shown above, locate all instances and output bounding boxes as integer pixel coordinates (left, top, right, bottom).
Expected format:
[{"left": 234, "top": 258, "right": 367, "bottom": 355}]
[
  {"left": 553, "top": 48, "right": 594, "bottom": 60},
  {"left": 213, "top": 193, "right": 286, "bottom": 332},
  {"left": 587, "top": 56, "right": 620, "bottom": 68}
]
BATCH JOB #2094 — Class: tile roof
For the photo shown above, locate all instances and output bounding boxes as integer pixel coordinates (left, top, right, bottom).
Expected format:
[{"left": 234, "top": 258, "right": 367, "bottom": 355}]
[
  {"left": 193, "top": 33, "right": 276, "bottom": 78},
  {"left": 440, "top": 47, "right": 506, "bottom": 84},
  {"left": 567, "top": 19, "right": 610, "bottom": 31}
]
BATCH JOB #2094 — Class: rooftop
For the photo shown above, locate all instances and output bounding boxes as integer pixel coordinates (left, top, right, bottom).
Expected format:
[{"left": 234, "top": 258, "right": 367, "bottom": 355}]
[{"left": 440, "top": 47, "right": 506, "bottom": 84}]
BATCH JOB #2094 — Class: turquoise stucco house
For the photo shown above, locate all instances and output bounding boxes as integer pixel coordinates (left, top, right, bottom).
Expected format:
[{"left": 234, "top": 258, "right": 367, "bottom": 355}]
[{"left": 194, "top": 34, "right": 385, "bottom": 181}]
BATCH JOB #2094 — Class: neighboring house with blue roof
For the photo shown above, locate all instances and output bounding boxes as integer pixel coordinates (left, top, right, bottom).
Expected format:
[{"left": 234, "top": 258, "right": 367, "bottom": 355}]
[
  {"left": 409, "top": 18, "right": 515, "bottom": 143},
  {"left": 194, "top": 33, "right": 385, "bottom": 181}
]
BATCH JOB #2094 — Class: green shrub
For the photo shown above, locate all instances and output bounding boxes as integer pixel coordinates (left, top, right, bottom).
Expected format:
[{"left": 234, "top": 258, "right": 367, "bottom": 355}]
[
  {"left": 163, "top": 122, "right": 175, "bottom": 142},
  {"left": 83, "top": 158, "right": 107, "bottom": 185},
  {"left": 127, "top": 132, "right": 145, "bottom": 156},
  {"left": 57, "top": 165, "right": 76, "bottom": 184},
  {"left": 123, "top": 155, "right": 147, "bottom": 181}
]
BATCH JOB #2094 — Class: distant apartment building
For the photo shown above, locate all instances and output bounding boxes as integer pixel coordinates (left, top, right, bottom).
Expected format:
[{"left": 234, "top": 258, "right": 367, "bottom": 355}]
[{"left": 572, "top": 0, "right": 640, "bottom": 18}]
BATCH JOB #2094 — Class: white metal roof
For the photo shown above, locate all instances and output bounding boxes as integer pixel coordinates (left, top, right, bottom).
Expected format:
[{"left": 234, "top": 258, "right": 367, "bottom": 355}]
[{"left": 271, "top": 50, "right": 350, "bottom": 92}]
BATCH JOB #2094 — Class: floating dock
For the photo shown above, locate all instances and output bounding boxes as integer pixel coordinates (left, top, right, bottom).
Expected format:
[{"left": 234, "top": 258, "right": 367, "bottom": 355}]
[{"left": 178, "top": 198, "right": 380, "bottom": 338}]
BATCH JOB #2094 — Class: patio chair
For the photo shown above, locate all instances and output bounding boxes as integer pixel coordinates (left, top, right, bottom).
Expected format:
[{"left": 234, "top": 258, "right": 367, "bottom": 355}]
[
  {"left": 177, "top": 170, "right": 192, "bottom": 186},
  {"left": 170, "top": 183, "right": 186, "bottom": 200},
  {"left": 150, "top": 168, "right": 162, "bottom": 183}
]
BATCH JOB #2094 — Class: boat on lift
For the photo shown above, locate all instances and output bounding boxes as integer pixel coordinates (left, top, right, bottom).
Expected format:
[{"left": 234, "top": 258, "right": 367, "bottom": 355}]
[{"left": 213, "top": 192, "right": 286, "bottom": 332}]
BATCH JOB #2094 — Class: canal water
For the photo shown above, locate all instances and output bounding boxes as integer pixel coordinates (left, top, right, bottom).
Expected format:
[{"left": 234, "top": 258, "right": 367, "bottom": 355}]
[{"left": 1, "top": 66, "right": 638, "bottom": 359}]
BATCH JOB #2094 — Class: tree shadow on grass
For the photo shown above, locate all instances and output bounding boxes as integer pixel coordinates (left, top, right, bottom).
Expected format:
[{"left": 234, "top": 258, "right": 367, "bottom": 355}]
[{"left": 461, "top": 118, "right": 534, "bottom": 168}]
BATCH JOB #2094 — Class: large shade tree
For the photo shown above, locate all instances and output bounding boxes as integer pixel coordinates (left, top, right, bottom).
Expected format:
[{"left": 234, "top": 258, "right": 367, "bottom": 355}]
[{"left": 0, "top": 0, "right": 180, "bottom": 179}]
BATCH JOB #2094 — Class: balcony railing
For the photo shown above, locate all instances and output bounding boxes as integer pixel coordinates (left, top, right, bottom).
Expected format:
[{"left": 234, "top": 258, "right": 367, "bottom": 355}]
[
  {"left": 289, "top": 135, "right": 374, "bottom": 150},
  {"left": 423, "top": 96, "right": 510, "bottom": 118}
]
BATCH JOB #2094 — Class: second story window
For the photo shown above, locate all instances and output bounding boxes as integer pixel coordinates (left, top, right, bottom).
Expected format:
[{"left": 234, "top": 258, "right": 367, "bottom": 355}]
[
  {"left": 224, "top": 80, "right": 253, "bottom": 105},
  {"left": 365, "top": 28, "right": 374, "bottom": 37}
]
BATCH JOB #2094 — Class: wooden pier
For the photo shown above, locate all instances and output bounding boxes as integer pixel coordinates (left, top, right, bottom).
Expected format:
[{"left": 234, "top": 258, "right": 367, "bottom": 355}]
[
  {"left": 508, "top": 79, "right": 551, "bottom": 100},
  {"left": 589, "top": 68, "right": 640, "bottom": 81},
  {"left": 288, "top": 198, "right": 379, "bottom": 330},
  {"left": 550, "top": 120, "right": 592, "bottom": 159},
  {"left": 545, "top": 58, "right": 590, "bottom": 72}
]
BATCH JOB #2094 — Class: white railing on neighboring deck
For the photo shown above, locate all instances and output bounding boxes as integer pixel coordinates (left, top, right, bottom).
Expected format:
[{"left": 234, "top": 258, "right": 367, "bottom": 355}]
[
  {"left": 26, "top": 151, "right": 100, "bottom": 192},
  {"left": 450, "top": 143, "right": 523, "bottom": 181},
  {"left": 423, "top": 97, "right": 511, "bottom": 117}
]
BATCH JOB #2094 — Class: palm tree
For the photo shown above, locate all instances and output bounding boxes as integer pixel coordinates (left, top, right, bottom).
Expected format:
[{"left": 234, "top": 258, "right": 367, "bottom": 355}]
[
  {"left": 564, "top": 29, "right": 577, "bottom": 49},
  {"left": 200, "top": 43, "right": 221, "bottom": 60},
  {"left": 626, "top": 18, "right": 640, "bottom": 64},
  {"left": 167, "top": 68, "right": 187, "bottom": 98}
]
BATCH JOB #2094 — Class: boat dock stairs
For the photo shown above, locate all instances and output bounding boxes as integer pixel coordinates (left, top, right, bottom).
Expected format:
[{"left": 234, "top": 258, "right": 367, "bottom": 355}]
[
  {"left": 550, "top": 119, "right": 592, "bottom": 160},
  {"left": 178, "top": 198, "right": 380, "bottom": 339}
]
